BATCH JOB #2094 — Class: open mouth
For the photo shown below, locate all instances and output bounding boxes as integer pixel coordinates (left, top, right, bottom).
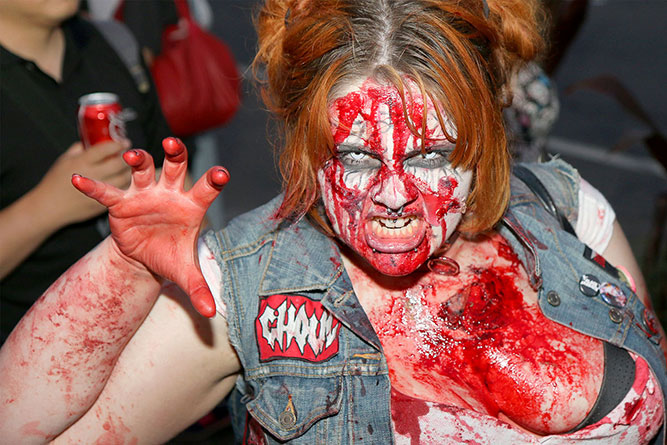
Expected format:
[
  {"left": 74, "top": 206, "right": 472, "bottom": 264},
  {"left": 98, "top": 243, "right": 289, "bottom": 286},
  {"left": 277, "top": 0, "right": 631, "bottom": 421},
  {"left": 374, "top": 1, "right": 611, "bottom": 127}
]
[{"left": 365, "top": 216, "right": 426, "bottom": 252}]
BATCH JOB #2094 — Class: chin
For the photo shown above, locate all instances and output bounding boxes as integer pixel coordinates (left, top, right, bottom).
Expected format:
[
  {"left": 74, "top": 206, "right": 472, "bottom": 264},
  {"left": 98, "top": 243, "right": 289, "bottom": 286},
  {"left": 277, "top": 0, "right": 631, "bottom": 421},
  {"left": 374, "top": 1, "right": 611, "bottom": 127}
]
[{"left": 362, "top": 245, "right": 431, "bottom": 276}]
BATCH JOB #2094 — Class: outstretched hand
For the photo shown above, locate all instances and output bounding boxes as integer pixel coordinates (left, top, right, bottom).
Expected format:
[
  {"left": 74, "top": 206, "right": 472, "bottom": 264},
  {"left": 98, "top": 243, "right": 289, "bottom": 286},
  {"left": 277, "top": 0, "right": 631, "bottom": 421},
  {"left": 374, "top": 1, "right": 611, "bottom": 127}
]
[{"left": 71, "top": 137, "right": 229, "bottom": 317}]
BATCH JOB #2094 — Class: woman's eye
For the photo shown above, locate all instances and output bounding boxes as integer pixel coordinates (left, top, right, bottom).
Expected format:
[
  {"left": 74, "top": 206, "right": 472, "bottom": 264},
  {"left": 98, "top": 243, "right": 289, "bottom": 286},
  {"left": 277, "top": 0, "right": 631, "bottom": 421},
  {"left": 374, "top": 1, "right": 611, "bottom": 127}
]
[
  {"left": 338, "top": 151, "right": 381, "bottom": 169},
  {"left": 404, "top": 151, "right": 450, "bottom": 169}
]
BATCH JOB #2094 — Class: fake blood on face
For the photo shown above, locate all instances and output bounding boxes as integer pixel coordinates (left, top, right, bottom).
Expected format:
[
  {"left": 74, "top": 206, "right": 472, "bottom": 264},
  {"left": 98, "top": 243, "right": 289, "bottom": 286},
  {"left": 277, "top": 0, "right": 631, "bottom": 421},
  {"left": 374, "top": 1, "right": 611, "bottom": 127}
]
[
  {"left": 318, "top": 78, "right": 472, "bottom": 276},
  {"left": 357, "top": 234, "right": 604, "bottom": 435}
]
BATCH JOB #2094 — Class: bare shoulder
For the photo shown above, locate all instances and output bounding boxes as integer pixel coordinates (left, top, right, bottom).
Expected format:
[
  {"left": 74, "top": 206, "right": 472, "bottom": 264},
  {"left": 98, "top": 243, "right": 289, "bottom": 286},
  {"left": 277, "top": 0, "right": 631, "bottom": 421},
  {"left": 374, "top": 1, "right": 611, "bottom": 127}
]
[{"left": 54, "top": 284, "right": 240, "bottom": 444}]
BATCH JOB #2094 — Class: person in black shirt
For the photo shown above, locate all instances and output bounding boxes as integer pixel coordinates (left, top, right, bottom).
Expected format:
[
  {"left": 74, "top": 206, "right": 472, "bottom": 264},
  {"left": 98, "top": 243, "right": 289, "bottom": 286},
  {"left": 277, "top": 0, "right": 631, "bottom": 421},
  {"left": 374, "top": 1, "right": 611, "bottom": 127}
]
[{"left": 0, "top": 0, "right": 171, "bottom": 341}]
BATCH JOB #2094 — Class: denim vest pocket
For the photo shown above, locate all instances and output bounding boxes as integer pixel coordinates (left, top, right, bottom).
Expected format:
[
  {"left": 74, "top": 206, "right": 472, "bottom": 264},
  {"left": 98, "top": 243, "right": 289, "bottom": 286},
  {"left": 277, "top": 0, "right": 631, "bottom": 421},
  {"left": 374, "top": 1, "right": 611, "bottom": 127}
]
[{"left": 245, "top": 372, "right": 345, "bottom": 441}]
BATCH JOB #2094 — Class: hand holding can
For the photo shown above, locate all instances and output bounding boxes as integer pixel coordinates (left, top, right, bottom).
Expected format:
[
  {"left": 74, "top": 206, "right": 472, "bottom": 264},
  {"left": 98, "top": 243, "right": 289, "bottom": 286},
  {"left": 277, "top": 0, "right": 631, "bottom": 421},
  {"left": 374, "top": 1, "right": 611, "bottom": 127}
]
[{"left": 78, "top": 92, "right": 128, "bottom": 149}]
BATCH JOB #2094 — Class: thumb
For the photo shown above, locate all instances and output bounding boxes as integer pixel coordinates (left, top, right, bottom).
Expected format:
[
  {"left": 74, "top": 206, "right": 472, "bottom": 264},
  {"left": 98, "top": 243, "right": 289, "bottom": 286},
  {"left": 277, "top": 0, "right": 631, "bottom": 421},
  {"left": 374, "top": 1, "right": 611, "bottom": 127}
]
[{"left": 187, "top": 279, "right": 217, "bottom": 318}]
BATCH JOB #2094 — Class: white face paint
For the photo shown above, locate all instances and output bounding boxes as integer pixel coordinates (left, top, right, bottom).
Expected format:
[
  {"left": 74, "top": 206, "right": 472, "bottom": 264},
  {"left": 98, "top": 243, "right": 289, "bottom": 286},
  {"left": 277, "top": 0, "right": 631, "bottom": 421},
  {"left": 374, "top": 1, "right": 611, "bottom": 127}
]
[{"left": 318, "top": 78, "right": 473, "bottom": 276}]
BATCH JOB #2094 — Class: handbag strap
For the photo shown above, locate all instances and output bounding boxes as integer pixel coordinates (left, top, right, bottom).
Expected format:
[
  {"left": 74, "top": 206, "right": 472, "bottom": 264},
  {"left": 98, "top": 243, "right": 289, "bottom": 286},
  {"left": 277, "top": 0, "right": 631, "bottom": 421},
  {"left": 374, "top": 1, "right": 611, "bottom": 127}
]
[
  {"left": 513, "top": 164, "right": 577, "bottom": 236},
  {"left": 93, "top": 19, "right": 150, "bottom": 94}
]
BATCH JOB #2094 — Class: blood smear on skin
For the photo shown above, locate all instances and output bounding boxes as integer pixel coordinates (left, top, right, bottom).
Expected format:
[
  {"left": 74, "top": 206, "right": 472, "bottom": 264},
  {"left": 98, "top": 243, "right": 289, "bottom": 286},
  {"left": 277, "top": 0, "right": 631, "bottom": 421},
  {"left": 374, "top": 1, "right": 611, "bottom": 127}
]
[{"left": 373, "top": 237, "right": 603, "bottom": 434}]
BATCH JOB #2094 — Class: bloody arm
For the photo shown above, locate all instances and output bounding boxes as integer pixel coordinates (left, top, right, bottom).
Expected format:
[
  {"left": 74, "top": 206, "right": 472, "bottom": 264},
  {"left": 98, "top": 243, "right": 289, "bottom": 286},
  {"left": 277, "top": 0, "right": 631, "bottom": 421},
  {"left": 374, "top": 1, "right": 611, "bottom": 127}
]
[{"left": 0, "top": 138, "right": 229, "bottom": 443}]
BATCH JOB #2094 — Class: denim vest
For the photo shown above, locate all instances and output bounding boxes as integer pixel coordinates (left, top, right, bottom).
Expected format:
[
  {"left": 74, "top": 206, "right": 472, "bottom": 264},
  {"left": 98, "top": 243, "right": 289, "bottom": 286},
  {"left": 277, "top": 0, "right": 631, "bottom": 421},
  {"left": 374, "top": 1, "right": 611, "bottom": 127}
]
[{"left": 204, "top": 159, "right": 666, "bottom": 444}]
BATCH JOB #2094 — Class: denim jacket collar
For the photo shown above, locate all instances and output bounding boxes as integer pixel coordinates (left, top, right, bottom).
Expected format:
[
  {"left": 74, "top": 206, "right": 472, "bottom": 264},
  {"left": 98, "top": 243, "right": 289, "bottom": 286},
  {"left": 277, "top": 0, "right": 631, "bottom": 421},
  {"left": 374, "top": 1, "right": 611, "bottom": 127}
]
[
  {"left": 258, "top": 208, "right": 545, "bottom": 291},
  {"left": 500, "top": 209, "right": 543, "bottom": 290},
  {"left": 257, "top": 217, "right": 343, "bottom": 296},
  {"left": 254, "top": 186, "right": 554, "bottom": 353},
  {"left": 257, "top": 216, "right": 384, "bottom": 350}
]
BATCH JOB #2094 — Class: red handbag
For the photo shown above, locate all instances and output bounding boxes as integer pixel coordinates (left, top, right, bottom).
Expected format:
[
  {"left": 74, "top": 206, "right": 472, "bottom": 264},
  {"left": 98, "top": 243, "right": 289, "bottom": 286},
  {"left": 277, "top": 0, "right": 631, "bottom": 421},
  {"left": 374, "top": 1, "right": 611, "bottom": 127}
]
[{"left": 151, "top": 0, "right": 241, "bottom": 137}]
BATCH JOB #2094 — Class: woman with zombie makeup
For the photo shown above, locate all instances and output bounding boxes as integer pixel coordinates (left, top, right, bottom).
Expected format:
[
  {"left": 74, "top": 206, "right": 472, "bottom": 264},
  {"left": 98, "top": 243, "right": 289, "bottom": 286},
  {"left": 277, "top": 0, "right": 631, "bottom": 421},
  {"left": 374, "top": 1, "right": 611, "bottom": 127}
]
[{"left": 1, "top": 0, "right": 665, "bottom": 444}]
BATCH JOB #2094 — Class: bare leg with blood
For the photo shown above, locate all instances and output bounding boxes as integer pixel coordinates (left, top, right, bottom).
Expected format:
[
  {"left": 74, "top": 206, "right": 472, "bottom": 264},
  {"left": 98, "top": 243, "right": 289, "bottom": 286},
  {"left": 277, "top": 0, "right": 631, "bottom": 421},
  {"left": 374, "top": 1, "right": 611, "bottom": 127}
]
[{"left": 0, "top": 138, "right": 229, "bottom": 443}]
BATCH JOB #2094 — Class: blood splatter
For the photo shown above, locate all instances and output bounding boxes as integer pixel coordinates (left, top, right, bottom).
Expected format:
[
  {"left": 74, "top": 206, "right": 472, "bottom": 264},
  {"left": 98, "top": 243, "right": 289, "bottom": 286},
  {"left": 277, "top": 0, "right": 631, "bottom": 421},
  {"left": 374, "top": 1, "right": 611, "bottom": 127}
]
[
  {"left": 19, "top": 421, "right": 57, "bottom": 441},
  {"left": 93, "top": 414, "right": 135, "bottom": 445},
  {"left": 355, "top": 234, "right": 604, "bottom": 434},
  {"left": 391, "top": 387, "right": 430, "bottom": 445}
]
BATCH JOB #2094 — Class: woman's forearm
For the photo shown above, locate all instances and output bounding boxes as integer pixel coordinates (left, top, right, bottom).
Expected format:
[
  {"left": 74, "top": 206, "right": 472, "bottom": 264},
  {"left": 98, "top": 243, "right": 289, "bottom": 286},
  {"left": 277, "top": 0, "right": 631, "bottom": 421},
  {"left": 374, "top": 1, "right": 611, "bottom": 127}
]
[
  {"left": 0, "top": 187, "right": 67, "bottom": 280},
  {"left": 0, "top": 237, "right": 162, "bottom": 444}
]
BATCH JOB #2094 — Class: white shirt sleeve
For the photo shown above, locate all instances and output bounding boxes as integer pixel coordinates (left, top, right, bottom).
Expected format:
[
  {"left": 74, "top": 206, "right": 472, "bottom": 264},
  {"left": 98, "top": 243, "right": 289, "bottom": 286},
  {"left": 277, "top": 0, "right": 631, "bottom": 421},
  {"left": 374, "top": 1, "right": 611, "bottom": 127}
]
[
  {"left": 197, "top": 237, "right": 226, "bottom": 317},
  {"left": 575, "top": 178, "right": 616, "bottom": 253}
]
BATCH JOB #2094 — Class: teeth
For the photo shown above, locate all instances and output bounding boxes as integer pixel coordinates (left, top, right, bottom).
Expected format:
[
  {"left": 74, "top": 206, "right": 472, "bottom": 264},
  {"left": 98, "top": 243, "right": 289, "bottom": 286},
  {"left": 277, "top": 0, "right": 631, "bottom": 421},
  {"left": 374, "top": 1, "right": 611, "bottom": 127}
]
[
  {"left": 384, "top": 217, "right": 413, "bottom": 228},
  {"left": 371, "top": 217, "right": 417, "bottom": 237}
]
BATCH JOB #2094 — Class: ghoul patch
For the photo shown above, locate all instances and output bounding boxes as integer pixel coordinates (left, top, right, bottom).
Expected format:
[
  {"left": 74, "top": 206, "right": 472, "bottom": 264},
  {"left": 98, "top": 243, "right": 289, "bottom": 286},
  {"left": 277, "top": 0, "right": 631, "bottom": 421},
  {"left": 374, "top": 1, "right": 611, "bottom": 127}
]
[{"left": 256, "top": 294, "right": 341, "bottom": 362}]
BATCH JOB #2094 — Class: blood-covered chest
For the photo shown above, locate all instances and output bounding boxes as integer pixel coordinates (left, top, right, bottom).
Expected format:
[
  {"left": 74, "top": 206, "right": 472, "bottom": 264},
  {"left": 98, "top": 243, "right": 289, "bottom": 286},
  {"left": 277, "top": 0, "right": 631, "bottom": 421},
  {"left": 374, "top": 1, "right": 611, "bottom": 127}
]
[{"left": 346, "top": 235, "right": 604, "bottom": 434}]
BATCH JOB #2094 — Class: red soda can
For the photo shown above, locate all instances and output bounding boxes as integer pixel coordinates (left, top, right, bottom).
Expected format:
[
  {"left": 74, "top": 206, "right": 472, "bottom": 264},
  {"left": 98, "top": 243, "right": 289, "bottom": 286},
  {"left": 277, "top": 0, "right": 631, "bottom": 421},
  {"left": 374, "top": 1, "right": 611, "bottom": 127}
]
[{"left": 77, "top": 92, "right": 127, "bottom": 149}]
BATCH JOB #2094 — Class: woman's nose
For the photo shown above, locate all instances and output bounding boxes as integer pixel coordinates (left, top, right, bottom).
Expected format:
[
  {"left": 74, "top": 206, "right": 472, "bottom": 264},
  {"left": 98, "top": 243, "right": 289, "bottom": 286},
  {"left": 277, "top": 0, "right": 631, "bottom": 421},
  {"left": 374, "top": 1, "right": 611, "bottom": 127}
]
[{"left": 371, "top": 172, "right": 417, "bottom": 213}]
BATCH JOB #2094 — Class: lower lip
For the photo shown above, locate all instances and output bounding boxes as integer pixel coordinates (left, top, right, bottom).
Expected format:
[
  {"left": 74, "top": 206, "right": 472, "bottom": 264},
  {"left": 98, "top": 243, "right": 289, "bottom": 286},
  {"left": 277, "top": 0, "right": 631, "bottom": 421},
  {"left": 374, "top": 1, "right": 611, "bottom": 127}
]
[{"left": 365, "top": 219, "right": 426, "bottom": 253}]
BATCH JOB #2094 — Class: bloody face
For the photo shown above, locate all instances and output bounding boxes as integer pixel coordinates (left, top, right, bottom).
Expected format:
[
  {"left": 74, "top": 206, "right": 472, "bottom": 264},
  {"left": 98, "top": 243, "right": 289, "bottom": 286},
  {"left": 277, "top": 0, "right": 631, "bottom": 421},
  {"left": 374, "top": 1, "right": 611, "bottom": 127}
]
[{"left": 318, "top": 78, "right": 473, "bottom": 276}]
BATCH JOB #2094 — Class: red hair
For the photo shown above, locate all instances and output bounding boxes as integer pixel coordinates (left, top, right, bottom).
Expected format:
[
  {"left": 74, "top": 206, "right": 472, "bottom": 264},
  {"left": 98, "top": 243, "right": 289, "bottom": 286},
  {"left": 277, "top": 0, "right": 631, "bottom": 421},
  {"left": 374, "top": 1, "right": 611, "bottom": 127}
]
[{"left": 254, "top": 0, "right": 546, "bottom": 233}]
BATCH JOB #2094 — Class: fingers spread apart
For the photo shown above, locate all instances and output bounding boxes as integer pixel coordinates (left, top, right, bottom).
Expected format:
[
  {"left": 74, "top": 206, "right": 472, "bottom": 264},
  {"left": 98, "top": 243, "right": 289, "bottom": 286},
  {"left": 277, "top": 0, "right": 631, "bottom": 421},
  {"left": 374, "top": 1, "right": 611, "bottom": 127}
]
[
  {"left": 123, "top": 149, "right": 156, "bottom": 189},
  {"left": 160, "top": 137, "right": 188, "bottom": 189},
  {"left": 71, "top": 174, "right": 123, "bottom": 208},
  {"left": 190, "top": 167, "right": 230, "bottom": 208}
]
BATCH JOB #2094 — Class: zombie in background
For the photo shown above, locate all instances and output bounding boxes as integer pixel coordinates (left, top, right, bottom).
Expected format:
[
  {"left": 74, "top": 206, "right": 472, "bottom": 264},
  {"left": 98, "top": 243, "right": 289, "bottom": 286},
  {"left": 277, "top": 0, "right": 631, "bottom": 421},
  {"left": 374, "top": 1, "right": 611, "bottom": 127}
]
[
  {"left": 504, "top": 61, "right": 560, "bottom": 162},
  {"left": 1, "top": 0, "right": 665, "bottom": 444}
]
